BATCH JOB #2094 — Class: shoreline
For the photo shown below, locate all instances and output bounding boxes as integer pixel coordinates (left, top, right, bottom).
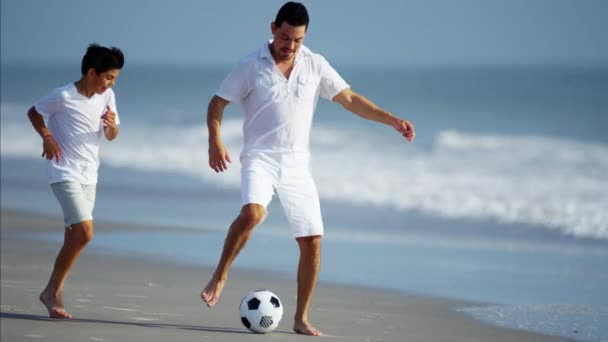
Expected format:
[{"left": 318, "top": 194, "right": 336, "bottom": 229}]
[{"left": 0, "top": 209, "right": 571, "bottom": 341}]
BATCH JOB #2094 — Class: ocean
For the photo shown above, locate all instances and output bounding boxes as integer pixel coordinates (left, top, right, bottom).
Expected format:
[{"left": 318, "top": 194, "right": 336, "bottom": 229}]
[{"left": 1, "top": 64, "right": 607, "bottom": 341}]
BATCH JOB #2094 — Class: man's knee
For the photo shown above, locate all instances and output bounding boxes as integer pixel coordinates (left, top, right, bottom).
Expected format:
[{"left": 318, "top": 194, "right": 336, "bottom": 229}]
[
  {"left": 69, "top": 221, "right": 94, "bottom": 246},
  {"left": 239, "top": 204, "right": 266, "bottom": 228},
  {"left": 297, "top": 235, "right": 322, "bottom": 253}
]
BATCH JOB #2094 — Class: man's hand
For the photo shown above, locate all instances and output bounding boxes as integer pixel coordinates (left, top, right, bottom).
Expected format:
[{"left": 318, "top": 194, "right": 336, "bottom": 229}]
[
  {"left": 209, "top": 137, "right": 232, "bottom": 173},
  {"left": 393, "top": 119, "right": 415, "bottom": 142},
  {"left": 42, "top": 135, "right": 61, "bottom": 163}
]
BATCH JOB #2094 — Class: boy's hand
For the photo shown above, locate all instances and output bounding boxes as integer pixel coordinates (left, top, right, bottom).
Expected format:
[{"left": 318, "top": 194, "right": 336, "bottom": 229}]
[
  {"left": 42, "top": 135, "right": 61, "bottom": 163},
  {"left": 102, "top": 106, "right": 117, "bottom": 129}
]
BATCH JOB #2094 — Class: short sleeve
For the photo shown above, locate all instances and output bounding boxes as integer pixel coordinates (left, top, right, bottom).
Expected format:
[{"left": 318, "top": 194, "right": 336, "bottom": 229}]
[
  {"left": 216, "top": 61, "right": 250, "bottom": 104},
  {"left": 33, "top": 88, "right": 62, "bottom": 119},
  {"left": 318, "top": 56, "right": 350, "bottom": 101},
  {"left": 106, "top": 89, "right": 120, "bottom": 125}
]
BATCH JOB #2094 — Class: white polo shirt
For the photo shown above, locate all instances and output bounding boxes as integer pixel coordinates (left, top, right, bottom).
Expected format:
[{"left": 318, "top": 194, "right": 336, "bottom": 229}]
[
  {"left": 34, "top": 83, "right": 119, "bottom": 185},
  {"left": 217, "top": 42, "right": 349, "bottom": 156}
]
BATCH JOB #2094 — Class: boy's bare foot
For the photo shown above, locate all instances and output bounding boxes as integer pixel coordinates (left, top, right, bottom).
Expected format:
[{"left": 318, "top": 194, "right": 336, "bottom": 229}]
[
  {"left": 200, "top": 277, "right": 226, "bottom": 307},
  {"left": 39, "top": 288, "right": 72, "bottom": 319},
  {"left": 293, "top": 321, "right": 322, "bottom": 336}
]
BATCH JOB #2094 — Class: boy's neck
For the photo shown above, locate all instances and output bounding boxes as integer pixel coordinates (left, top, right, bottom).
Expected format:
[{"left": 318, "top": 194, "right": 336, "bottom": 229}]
[{"left": 74, "top": 79, "right": 95, "bottom": 98}]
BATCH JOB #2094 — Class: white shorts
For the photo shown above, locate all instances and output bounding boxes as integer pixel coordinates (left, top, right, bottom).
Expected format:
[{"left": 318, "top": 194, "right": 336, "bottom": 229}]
[
  {"left": 50, "top": 181, "right": 96, "bottom": 228},
  {"left": 240, "top": 152, "right": 324, "bottom": 238}
]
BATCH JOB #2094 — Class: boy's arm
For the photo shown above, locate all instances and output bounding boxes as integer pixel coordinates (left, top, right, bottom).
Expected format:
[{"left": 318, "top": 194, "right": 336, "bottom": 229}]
[
  {"left": 27, "top": 106, "right": 62, "bottom": 162},
  {"left": 102, "top": 105, "right": 119, "bottom": 141}
]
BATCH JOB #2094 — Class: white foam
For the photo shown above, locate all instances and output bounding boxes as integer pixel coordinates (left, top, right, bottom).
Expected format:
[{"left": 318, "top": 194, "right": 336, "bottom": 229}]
[{"left": 2, "top": 111, "right": 607, "bottom": 240}]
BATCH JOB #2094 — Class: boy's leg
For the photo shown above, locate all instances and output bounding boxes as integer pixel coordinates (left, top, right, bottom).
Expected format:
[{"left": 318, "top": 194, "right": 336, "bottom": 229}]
[
  {"left": 42, "top": 182, "right": 96, "bottom": 318},
  {"left": 40, "top": 220, "right": 94, "bottom": 319},
  {"left": 200, "top": 203, "right": 266, "bottom": 307}
]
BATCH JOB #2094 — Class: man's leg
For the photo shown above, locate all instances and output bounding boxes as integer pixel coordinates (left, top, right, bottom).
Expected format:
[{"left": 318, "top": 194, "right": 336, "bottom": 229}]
[
  {"left": 201, "top": 203, "right": 265, "bottom": 307},
  {"left": 293, "top": 235, "right": 322, "bottom": 336},
  {"left": 39, "top": 221, "right": 94, "bottom": 319}
]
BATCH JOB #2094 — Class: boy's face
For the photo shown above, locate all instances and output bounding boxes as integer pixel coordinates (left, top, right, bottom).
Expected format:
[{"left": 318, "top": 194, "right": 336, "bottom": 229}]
[{"left": 88, "top": 68, "right": 121, "bottom": 94}]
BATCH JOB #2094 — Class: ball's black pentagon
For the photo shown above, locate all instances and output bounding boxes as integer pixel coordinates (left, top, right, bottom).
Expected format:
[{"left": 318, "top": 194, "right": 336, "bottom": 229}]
[
  {"left": 270, "top": 296, "right": 280, "bottom": 308},
  {"left": 247, "top": 297, "right": 261, "bottom": 310},
  {"left": 260, "top": 316, "right": 274, "bottom": 328},
  {"left": 241, "top": 316, "right": 251, "bottom": 329}
]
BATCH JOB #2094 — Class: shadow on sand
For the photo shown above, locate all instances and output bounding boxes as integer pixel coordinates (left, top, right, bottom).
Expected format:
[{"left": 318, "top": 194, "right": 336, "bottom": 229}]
[{"left": 0, "top": 311, "right": 295, "bottom": 336}]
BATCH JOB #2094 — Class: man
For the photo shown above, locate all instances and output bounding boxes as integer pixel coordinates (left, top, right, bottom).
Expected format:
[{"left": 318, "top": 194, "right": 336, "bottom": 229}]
[
  {"left": 27, "top": 44, "right": 124, "bottom": 319},
  {"left": 201, "top": 2, "right": 414, "bottom": 336}
]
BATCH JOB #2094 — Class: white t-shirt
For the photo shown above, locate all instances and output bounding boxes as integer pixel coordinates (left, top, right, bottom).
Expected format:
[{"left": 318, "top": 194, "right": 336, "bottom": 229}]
[
  {"left": 217, "top": 42, "right": 349, "bottom": 156},
  {"left": 34, "top": 83, "right": 119, "bottom": 184}
]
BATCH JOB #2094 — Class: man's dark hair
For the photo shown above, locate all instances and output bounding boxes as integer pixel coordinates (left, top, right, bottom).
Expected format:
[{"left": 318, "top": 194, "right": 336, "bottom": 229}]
[
  {"left": 275, "top": 2, "right": 309, "bottom": 29},
  {"left": 81, "top": 43, "right": 124, "bottom": 75}
]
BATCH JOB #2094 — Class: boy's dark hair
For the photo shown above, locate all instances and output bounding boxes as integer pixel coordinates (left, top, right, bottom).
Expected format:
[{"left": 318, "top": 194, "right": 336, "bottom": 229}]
[
  {"left": 275, "top": 2, "right": 309, "bottom": 30},
  {"left": 81, "top": 43, "right": 124, "bottom": 75}
]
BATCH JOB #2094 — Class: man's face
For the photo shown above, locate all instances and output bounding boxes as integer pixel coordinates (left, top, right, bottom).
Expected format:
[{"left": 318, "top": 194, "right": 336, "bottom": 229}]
[
  {"left": 271, "top": 22, "right": 306, "bottom": 61},
  {"left": 89, "top": 68, "right": 121, "bottom": 94}
]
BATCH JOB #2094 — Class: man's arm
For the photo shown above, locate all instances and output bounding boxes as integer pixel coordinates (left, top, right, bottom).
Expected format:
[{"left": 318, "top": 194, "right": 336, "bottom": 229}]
[
  {"left": 102, "top": 106, "right": 119, "bottom": 141},
  {"left": 333, "top": 88, "right": 415, "bottom": 142},
  {"left": 207, "top": 95, "right": 232, "bottom": 173},
  {"left": 27, "top": 106, "right": 62, "bottom": 162}
]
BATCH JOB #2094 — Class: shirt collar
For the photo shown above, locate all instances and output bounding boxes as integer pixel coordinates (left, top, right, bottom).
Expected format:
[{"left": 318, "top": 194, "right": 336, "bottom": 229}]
[{"left": 260, "top": 40, "right": 274, "bottom": 61}]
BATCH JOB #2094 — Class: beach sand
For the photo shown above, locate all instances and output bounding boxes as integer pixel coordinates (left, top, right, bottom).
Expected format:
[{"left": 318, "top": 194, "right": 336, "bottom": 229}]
[{"left": 1, "top": 210, "right": 570, "bottom": 341}]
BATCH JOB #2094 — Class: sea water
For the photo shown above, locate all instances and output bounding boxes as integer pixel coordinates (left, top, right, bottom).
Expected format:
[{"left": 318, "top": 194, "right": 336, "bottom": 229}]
[{"left": 2, "top": 64, "right": 607, "bottom": 340}]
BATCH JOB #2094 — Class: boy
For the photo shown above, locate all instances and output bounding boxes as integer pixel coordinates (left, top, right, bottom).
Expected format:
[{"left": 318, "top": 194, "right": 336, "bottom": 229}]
[{"left": 27, "top": 43, "right": 124, "bottom": 319}]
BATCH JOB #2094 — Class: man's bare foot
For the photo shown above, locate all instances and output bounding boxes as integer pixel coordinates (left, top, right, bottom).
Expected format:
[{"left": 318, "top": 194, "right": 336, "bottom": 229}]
[
  {"left": 200, "top": 277, "right": 226, "bottom": 307},
  {"left": 39, "top": 288, "right": 72, "bottom": 319},
  {"left": 294, "top": 321, "right": 322, "bottom": 336}
]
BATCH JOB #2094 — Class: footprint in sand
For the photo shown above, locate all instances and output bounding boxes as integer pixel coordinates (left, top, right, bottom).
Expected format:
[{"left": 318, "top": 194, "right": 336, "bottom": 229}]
[
  {"left": 103, "top": 306, "right": 137, "bottom": 312},
  {"left": 1, "top": 305, "right": 24, "bottom": 312},
  {"left": 23, "top": 334, "right": 45, "bottom": 339},
  {"left": 116, "top": 294, "right": 148, "bottom": 299},
  {"left": 131, "top": 317, "right": 158, "bottom": 321}
]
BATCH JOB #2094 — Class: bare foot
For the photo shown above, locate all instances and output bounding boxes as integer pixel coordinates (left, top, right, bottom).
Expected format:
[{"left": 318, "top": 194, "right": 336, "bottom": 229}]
[
  {"left": 294, "top": 321, "right": 323, "bottom": 336},
  {"left": 200, "top": 277, "right": 225, "bottom": 307},
  {"left": 39, "top": 288, "right": 72, "bottom": 319}
]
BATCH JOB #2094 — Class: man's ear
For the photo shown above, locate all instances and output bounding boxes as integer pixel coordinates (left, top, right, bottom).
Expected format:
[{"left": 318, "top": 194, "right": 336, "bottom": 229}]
[{"left": 271, "top": 22, "right": 277, "bottom": 34}]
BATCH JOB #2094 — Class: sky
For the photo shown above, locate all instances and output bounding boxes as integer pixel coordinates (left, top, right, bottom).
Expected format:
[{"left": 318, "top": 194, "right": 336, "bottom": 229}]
[{"left": 1, "top": 0, "right": 607, "bottom": 67}]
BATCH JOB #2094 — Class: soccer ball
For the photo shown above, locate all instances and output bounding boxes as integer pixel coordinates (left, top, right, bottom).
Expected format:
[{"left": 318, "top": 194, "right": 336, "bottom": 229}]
[{"left": 239, "top": 290, "right": 283, "bottom": 333}]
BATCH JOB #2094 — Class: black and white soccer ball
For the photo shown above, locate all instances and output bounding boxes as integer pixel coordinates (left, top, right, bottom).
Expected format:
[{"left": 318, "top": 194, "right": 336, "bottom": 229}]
[{"left": 239, "top": 290, "right": 283, "bottom": 333}]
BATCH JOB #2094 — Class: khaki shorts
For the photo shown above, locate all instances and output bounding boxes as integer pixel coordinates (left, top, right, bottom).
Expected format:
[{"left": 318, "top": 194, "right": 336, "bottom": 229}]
[{"left": 50, "top": 182, "right": 96, "bottom": 228}]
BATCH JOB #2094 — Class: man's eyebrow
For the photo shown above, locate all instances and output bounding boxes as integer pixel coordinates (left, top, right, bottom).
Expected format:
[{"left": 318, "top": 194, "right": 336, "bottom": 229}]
[{"left": 281, "top": 33, "right": 304, "bottom": 40}]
